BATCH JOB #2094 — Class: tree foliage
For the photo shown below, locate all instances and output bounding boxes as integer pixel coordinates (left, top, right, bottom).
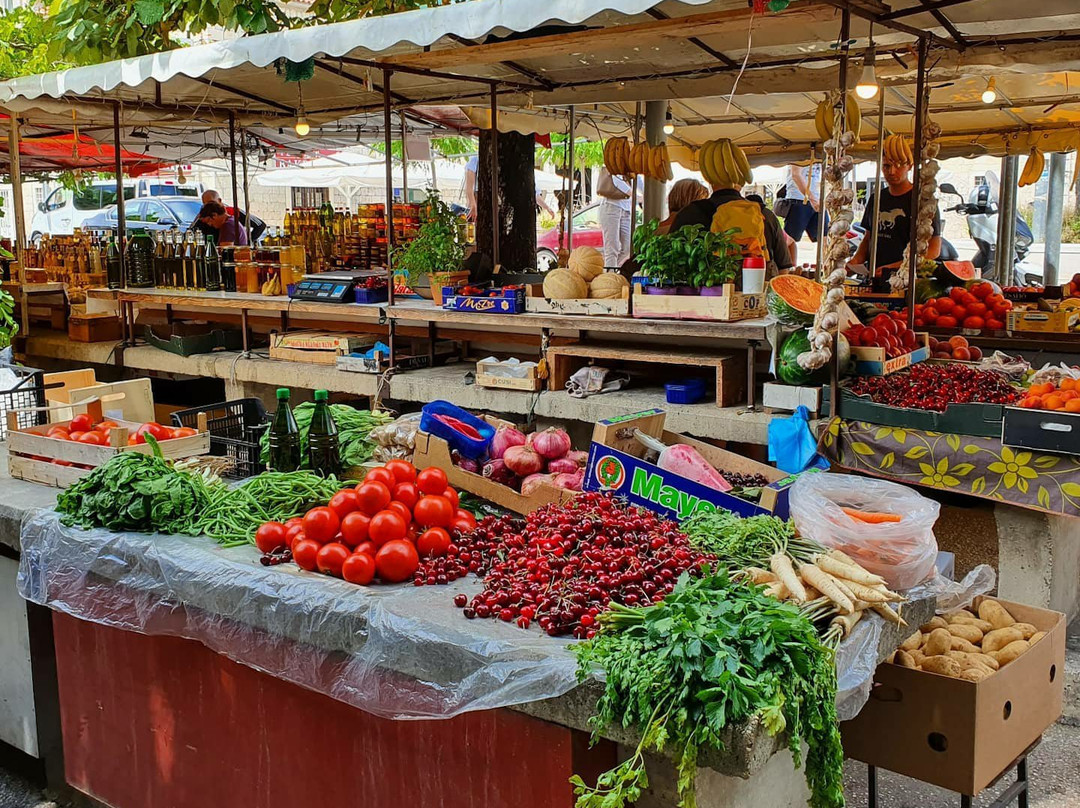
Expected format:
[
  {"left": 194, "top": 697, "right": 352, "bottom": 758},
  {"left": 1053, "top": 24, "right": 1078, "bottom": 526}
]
[
  {"left": 536, "top": 134, "right": 606, "bottom": 171},
  {"left": 0, "top": 7, "right": 64, "bottom": 80},
  {"left": 303, "top": 0, "right": 463, "bottom": 25}
]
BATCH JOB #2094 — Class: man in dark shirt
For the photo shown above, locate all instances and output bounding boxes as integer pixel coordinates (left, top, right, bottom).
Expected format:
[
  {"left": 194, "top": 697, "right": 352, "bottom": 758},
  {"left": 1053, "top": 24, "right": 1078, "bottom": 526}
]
[{"left": 850, "top": 135, "right": 941, "bottom": 276}]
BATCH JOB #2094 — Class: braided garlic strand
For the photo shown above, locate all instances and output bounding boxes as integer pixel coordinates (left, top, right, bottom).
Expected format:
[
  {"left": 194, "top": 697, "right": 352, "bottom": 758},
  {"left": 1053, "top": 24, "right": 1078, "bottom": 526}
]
[{"left": 892, "top": 100, "right": 941, "bottom": 292}]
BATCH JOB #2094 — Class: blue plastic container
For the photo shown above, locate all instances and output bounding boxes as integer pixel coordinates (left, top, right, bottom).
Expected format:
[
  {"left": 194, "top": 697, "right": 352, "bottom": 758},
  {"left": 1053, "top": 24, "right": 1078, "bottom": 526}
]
[
  {"left": 665, "top": 378, "right": 707, "bottom": 405},
  {"left": 355, "top": 286, "right": 389, "bottom": 304},
  {"left": 419, "top": 400, "right": 496, "bottom": 460}
]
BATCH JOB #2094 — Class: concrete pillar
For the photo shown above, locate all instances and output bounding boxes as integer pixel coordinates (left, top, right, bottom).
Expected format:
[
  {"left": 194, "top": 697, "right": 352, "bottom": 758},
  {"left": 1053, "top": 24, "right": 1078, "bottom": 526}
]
[
  {"left": 994, "top": 505, "right": 1080, "bottom": 619},
  {"left": 1045, "top": 152, "right": 1066, "bottom": 286},
  {"left": 633, "top": 747, "right": 809, "bottom": 808},
  {"left": 643, "top": 100, "right": 668, "bottom": 224},
  {"left": 995, "top": 155, "right": 1020, "bottom": 286}
]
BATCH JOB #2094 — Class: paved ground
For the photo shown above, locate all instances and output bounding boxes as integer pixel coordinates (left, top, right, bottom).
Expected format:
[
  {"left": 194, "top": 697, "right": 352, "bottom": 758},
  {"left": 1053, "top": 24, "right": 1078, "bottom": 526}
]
[{"left": 0, "top": 764, "right": 56, "bottom": 808}]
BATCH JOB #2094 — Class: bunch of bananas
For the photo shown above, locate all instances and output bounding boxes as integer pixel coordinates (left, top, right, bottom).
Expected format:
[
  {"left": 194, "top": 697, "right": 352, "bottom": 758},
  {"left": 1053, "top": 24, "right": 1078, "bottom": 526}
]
[
  {"left": 697, "top": 138, "right": 753, "bottom": 189},
  {"left": 261, "top": 273, "right": 282, "bottom": 296},
  {"left": 0, "top": 289, "right": 17, "bottom": 351},
  {"left": 814, "top": 93, "right": 862, "bottom": 143},
  {"left": 603, "top": 137, "right": 673, "bottom": 181},
  {"left": 883, "top": 134, "right": 914, "bottom": 166},
  {"left": 1019, "top": 148, "right": 1045, "bottom": 188}
]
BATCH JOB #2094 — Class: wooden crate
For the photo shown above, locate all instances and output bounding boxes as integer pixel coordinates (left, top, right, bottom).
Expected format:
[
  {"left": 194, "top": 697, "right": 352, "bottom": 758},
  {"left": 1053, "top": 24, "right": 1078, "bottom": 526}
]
[
  {"left": 269, "top": 331, "right": 378, "bottom": 365},
  {"left": 545, "top": 342, "right": 745, "bottom": 407},
  {"left": 632, "top": 283, "right": 765, "bottom": 322},
  {"left": 69, "top": 310, "right": 123, "bottom": 343},
  {"left": 68, "top": 378, "right": 156, "bottom": 424},
  {"left": 524, "top": 286, "right": 630, "bottom": 317},
  {"left": 7, "top": 401, "right": 210, "bottom": 488},
  {"left": 475, "top": 361, "right": 543, "bottom": 392}
]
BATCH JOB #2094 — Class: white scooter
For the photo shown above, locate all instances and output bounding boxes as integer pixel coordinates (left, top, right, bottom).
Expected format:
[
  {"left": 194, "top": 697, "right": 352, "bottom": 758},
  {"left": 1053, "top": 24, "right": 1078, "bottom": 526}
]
[{"left": 938, "top": 181, "right": 1034, "bottom": 286}]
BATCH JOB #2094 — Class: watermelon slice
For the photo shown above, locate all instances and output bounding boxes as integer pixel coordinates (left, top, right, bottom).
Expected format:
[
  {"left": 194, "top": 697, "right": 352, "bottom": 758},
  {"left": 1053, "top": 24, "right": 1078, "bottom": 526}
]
[
  {"left": 766, "top": 275, "right": 823, "bottom": 326},
  {"left": 940, "top": 261, "right": 978, "bottom": 284}
]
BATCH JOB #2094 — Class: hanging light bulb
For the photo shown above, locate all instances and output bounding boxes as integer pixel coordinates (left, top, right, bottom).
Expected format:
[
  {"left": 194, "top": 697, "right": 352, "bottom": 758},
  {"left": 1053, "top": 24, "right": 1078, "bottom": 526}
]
[
  {"left": 663, "top": 110, "right": 675, "bottom": 136},
  {"left": 981, "top": 77, "right": 997, "bottom": 105},
  {"left": 295, "top": 109, "right": 310, "bottom": 137},
  {"left": 855, "top": 45, "right": 879, "bottom": 100},
  {"left": 177, "top": 164, "right": 187, "bottom": 184}
]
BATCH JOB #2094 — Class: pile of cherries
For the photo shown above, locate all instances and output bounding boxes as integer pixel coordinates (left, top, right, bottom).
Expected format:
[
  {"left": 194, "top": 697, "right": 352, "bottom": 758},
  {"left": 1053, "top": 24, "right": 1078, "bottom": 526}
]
[
  {"left": 847, "top": 362, "right": 1020, "bottom": 412},
  {"left": 426, "top": 492, "right": 715, "bottom": 638}
]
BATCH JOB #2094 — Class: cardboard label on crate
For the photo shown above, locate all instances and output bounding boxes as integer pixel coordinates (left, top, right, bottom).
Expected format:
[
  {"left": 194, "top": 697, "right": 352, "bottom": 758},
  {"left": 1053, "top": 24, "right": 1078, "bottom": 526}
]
[{"left": 1007, "top": 309, "right": 1079, "bottom": 333}]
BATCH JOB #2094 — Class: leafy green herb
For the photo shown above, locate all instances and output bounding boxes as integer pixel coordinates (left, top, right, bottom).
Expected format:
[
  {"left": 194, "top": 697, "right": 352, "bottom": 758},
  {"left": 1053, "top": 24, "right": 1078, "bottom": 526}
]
[
  {"left": 680, "top": 510, "right": 823, "bottom": 568},
  {"left": 392, "top": 191, "right": 466, "bottom": 288},
  {"left": 572, "top": 571, "right": 844, "bottom": 808},
  {"left": 631, "top": 220, "right": 741, "bottom": 288}
]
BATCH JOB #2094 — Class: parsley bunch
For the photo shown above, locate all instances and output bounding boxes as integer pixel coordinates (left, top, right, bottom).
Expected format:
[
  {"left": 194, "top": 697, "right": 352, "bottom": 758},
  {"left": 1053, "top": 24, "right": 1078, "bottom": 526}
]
[
  {"left": 680, "top": 510, "right": 823, "bottom": 568},
  {"left": 571, "top": 570, "right": 844, "bottom": 808}
]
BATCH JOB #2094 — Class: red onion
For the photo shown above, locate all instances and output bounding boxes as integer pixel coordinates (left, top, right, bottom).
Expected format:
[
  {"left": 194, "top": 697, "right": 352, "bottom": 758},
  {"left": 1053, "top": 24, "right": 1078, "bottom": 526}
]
[
  {"left": 521, "top": 473, "right": 553, "bottom": 497},
  {"left": 546, "top": 457, "right": 579, "bottom": 475},
  {"left": 482, "top": 458, "right": 515, "bottom": 486},
  {"left": 552, "top": 470, "right": 584, "bottom": 491},
  {"left": 503, "top": 444, "right": 544, "bottom": 477},
  {"left": 566, "top": 450, "right": 590, "bottom": 468},
  {"left": 531, "top": 427, "right": 572, "bottom": 460},
  {"left": 489, "top": 425, "right": 526, "bottom": 460}
]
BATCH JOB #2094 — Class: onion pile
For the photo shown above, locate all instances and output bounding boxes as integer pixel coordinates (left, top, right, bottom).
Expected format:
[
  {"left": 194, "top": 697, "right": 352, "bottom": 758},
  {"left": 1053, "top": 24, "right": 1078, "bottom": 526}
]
[{"left": 477, "top": 425, "right": 587, "bottom": 493}]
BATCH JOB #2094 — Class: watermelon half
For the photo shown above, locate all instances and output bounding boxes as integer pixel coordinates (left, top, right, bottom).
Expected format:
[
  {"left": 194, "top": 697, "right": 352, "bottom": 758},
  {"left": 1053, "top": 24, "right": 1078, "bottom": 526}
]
[{"left": 766, "top": 275, "right": 823, "bottom": 326}]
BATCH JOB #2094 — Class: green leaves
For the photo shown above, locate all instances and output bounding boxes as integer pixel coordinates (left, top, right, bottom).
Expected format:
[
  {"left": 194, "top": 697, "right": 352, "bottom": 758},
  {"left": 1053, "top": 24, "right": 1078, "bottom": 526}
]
[{"left": 133, "top": 0, "right": 165, "bottom": 25}]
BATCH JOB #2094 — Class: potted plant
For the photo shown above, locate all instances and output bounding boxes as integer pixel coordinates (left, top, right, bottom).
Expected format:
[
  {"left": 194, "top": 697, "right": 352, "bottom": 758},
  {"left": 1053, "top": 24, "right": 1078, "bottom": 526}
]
[
  {"left": 691, "top": 227, "right": 741, "bottom": 296},
  {"left": 633, "top": 222, "right": 740, "bottom": 296},
  {"left": 632, "top": 219, "right": 685, "bottom": 294},
  {"left": 393, "top": 191, "right": 467, "bottom": 304}
]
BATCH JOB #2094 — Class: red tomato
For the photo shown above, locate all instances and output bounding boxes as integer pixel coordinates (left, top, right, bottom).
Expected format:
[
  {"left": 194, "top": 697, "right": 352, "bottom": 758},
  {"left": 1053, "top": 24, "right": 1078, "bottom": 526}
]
[
  {"left": 960, "top": 292, "right": 978, "bottom": 307},
  {"left": 68, "top": 431, "right": 86, "bottom": 442},
  {"left": 936, "top": 315, "right": 958, "bottom": 329},
  {"left": 77, "top": 431, "right": 106, "bottom": 445},
  {"left": 951, "top": 305, "right": 967, "bottom": 322},
  {"left": 443, "top": 486, "right": 459, "bottom": 510},
  {"left": 453, "top": 509, "right": 477, "bottom": 530},
  {"left": 138, "top": 422, "right": 171, "bottom": 442},
  {"left": 342, "top": 552, "right": 376, "bottom": 585},
  {"left": 416, "top": 527, "right": 451, "bottom": 558},
  {"left": 328, "top": 489, "right": 361, "bottom": 519},
  {"left": 255, "top": 522, "right": 288, "bottom": 554},
  {"left": 302, "top": 507, "right": 340, "bottom": 544},
  {"left": 414, "top": 494, "right": 453, "bottom": 528},
  {"left": 339, "top": 511, "right": 371, "bottom": 547},
  {"left": 992, "top": 301, "right": 1012, "bottom": 319},
  {"left": 292, "top": 539, "right": 321, "bottom": 571},
  {"left": 127, "top": 435, "right": 139, "bottom": 446},
  {"left": 985, "top": 318, "right": 1005, "bottom": 330},
  {"left": 369, "top": 510, "right": 407, "bottom": 546},
  {"left": 935, "top": 298, "right": 955, "bottom": 314},
  {"left": 288, "top": 529, "right": 306, "bottom": 552},
  {"left": 69, "top": 413, "right": 94, "bottom": 433},
  {"left": 972, "top": 282, "right": 994, "bottom": 300},
  {"left": 950, "top": 286, "right": 968, "bottom": 302},
  {"left": 355, "top": 481, "right": 392, "bottom": 515},
  {"left": 47, "top": 428, "right": 70, "bottom": 441},
  {"left": 965, "top": 301, "right": 988, "bottom": 318},
  {"left": 354, "top": 541, "right": 378, "bottom": 558},
  {"left": 416, "top": 467, "right": 448, "bottom": 496},
  {"left": 316, "top": 542, "right": 351, "bottom": 577},
  {"left": 172, "top": 427, "right": 198, "bottom": 438},
  {"left": 364, "top": 467, "right": 396, "bottom": 488},
  {"left": 284, "top": 517, "right": 303, "bottom": 531},
  {"left": 375, "top": 540, "right": 419, "bottom": 583},
  {"left": 95, "top": 420, "right": 120, "bottom": 433},
  {"left": 392, "top": 481, "right": 419, "bottom": 510},
  {"left": 384, "top": 459, "right": 417, "bottom": 485},
  {"left": 386, "top": 501, "right": 413, "bottom": 523},
  {"left": 451, "top": 516, "right": 477, "bottom": 536}
]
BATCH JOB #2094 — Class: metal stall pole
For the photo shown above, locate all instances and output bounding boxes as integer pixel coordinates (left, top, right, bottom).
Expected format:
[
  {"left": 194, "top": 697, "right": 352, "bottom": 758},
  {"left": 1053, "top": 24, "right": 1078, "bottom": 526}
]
[
  {"left": 815, "top": 144, "right": 827, "bottom": 274},
  {"left": 112, "top": 102, "right": 130, "bottom": 349},
  {"left": 400, "top": 111, "right": 408, "bottom": 202},
  {"left": 490, "top": 85, "right": 501, "bottom": 268},
  {"left": 1045, "top": 153, "right": 1066, "bottom": 286},
  {"left": 905, "top": 37, "right": 929, "bottom": 333},
  {"left": 240, "top": 129, "right": 251, "bottom": 246},
  {"left": 7, "top": 114, "right": 29, "bottom": 338},
  {"left": 567, "top": 105, "right": 575, "bottom": 253},
  {"left": 996, "top": 155, "right": 1020, "bottom": 286},
  {"left": 383, "top": 69, "right": 397, "bottom": 366},
  {"left": 868, "top": 90, "right": 886, "bottom": 278},
  {"left": 228, "top": 113, "right": 239, "bottom": 219},
  {"left": 630, "top": 102, "right": 642, "bottom": 244}
]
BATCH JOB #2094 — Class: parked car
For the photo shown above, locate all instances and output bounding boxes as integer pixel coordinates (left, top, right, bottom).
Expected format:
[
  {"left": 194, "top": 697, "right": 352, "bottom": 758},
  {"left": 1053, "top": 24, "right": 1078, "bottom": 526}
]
[
  {"left": 536, "top": 201, "right": 645, "bottom": 271},
  {"left": 80, "top": 196, "right": 205, "bottom": 234}
]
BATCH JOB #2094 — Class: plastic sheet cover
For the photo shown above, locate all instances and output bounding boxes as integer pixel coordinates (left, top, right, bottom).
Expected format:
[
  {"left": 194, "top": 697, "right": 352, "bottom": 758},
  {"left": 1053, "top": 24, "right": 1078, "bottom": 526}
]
[{"left": 17, "top": 510, "right": 581, "bottom": 720}]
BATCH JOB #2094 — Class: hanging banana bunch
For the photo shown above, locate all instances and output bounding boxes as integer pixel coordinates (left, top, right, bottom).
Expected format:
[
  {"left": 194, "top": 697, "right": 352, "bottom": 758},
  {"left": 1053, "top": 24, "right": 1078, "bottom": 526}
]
[
  {"left": 603, "top": 136, "right": 631, "bottom": 177},
  {"left": 814, "top": 92, "right": 862, "bottom": 144},
  {"left": 1018, "top": 147, "right": 1045, "bottom": 188},
  {"left": 697, "top": 138, "right": 753, "bottom": 188}
]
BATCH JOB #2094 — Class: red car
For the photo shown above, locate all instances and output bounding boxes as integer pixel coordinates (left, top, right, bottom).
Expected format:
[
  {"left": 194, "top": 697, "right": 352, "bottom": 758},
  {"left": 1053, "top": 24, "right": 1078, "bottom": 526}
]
[{"left": 536, "top": 201, "right": 641, "bottom": 271}]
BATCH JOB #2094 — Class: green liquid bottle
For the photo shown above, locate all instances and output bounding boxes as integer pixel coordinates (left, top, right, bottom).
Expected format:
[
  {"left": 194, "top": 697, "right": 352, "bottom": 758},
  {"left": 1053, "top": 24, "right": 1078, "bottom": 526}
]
[
  {"left": 268, "top": 388, "right": 301, "bottom": 472},
  {"left": 307, "top": 389, "right": 340, "bottom": 477}
]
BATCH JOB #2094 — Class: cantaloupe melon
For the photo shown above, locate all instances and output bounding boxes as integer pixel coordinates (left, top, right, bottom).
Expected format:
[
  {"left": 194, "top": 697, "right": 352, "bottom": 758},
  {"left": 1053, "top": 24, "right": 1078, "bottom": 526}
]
[
  {"left": 589, "top": 272, "right": 629, "bottom": 300},
  {"left": 544, "top": 268, "right": 588, "bottom": 300},
  {"left": 765, "top": 275, "right": 823, "bottom": 326},
  {"left": 568, "top": 246, "right": 605, "bottom": 281}
]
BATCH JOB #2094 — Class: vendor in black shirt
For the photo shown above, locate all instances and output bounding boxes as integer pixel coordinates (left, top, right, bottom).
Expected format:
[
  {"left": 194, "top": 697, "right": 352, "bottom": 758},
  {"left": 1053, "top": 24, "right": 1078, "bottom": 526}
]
[{"left": 850, "top": 135, "right": 941, "bottom": 277}]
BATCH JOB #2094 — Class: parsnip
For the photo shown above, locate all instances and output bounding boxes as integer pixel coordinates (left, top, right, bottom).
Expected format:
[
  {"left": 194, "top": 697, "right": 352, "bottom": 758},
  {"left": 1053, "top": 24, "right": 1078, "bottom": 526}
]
[
  {"left": 798, "top": 563, "right": 854, "bottom": 614},
  {"left": 813, "top": 554, "right": 886, "bottom": 586},
  {"left": 833, "top": 578, "right": 888, "bottom": 603},
  {"left": 870, "top": 603, "right": 906, "bottom": 626},
  {"left": 770, "top": 553, "right": 807, "bottom": 603},
  {"left": 746, "top": 567, "right": 776, "bottom": 585}
]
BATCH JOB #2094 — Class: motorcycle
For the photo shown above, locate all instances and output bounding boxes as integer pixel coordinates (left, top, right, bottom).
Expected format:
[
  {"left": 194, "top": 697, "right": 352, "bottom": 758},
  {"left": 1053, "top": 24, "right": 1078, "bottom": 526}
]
[{"left": 939, "top": 181, "right": 1033, "bottom": 286}]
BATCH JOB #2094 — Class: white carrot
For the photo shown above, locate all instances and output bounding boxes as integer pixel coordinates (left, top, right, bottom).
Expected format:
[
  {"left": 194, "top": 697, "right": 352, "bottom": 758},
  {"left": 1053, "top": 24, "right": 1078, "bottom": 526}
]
[
  {"left": 813, "top": 554, "right": 886, "bottom": 586},
  {"left": 830, "top": 609, "right": 864, "bottom": 639},
  {"left": 870, "top": 603, "right": 907, "bottom": 627},
  {"left": 830, "top": 577, "right": 889, "bottom": 603},
  {"left": 746, "top": 567, "right": 777, "bottom": 585},
  {"left": 764, "top": 581, "right": 790, "bottom": 600},
  {"left": 797, "top": 563, "right": 855, "bottom": 615},
  {"left": 770, "top": 552, "right": 807, "bottom": 603}
]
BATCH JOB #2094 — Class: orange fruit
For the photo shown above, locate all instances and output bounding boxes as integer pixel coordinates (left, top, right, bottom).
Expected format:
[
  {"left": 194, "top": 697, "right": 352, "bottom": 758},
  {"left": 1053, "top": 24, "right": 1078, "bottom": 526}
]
[
  {"left": 1060, "top": 390, "right": 1078, "bottom": 401},
  {"left": 1044, "top": 394, "right": 1065, "bottom": 411},
  {"left": 1026, "top": 396, "right": 1043, "bottom": 409},
  {"left": 1032, "top": 382, "right": 1055, "bottom": 396},
  {"left": 1066, "top": 399, "right": 1080, "bottom": 413},
  {"left": 1063, "top": 378, "right": 1077, "bottom": 392}
]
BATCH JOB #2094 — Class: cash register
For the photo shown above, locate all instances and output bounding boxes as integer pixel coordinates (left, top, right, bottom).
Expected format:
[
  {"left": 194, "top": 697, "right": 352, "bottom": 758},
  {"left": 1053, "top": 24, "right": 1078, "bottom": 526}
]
[{"left": 288, "top": 270, "right": 383, "bottom": 303}]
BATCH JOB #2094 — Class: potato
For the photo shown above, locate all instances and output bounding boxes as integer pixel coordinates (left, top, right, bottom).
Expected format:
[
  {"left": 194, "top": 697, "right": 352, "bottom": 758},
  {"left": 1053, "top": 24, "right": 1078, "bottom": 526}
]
[
  {"left": 946, "top": 651, "right": 996, "bottom": 673},
  {"left": 921, "top": 656, "right": 962, "bottom": 677},
  {"left": 983, "top": 626, "right": 1024, "bottom": 654},
  {"left": 947, "top": 623, "right": 984, "bottom": 643},
  {"left": 923, "top": 628, "right": 952, "bottom": 656},
  {"left": 992, "top": 640, "right": 1029, "bottom": 666},
  {"left": 970, "top": 652, "right": 1000, "bottom": 671},
  {"left": 900, "top": 631, "right": 922, "bottom": 652},
  {"left": 978, "top": 600, "right": 1016, "bottom": 630},
  {"left": 910, "top": 649, "right": 926, "bottom": 666},
  {"left": 948, "top": 613, "right": 994, "bottom": 633},
  {"left": 920, "top": 616, "right": 948, "bottom": 633},
  {"left": 950, "top": 636, "right": 980, "bottom": 654},
  {"left": 1012, "top": 622, "right": 1038, "bottom": 640},
  {"left": 1030, "top": 631, "right": 1046, "bottom": 645},
  {"left": 960, "top": 667, "right": 992, "bottom": 683},
  {"left": 894, "top": 649, "right": 917, "bottom": 668}
]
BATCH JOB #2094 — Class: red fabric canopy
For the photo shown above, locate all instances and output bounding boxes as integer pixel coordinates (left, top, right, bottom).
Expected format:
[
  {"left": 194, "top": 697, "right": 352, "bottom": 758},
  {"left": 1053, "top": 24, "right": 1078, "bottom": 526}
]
[{"left": 0, "top": 133, "right": 168, "bottom": 176}]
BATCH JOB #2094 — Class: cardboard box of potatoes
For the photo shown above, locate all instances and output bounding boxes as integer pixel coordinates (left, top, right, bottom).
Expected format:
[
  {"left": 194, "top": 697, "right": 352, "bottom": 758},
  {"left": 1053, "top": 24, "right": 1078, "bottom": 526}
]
[{"left": 842, "top": 596, "right": 1064, "bottom": 796}]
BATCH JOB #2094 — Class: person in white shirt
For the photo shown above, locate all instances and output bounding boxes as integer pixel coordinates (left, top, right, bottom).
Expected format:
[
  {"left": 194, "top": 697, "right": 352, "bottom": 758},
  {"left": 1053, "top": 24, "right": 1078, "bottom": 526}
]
[
  {"left": 782, "top": 163, "right": 828, "bottom": 243},
  {"left": 464, "top": 155, "right": 479, "bottom": 222},
  {"left": 597, "top": 167, "right": 633, "bottom": 269}
]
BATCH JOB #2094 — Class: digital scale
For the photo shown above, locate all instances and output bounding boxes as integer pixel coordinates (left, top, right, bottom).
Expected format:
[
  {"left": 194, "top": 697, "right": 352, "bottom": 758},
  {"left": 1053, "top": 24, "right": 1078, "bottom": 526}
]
[{"left": 289, "top": 270, "right": 383, "bottom": 303}]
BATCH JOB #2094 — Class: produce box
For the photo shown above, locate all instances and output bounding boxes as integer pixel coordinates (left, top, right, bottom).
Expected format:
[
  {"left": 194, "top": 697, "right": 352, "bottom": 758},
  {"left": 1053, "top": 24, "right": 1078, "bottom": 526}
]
[
  {"left": 1002, "top": 406, "right": 1080, "bottom": 456},
  {"left": 1007, "top": 309, "right": 1079, "bottom": 333},
  {"left": 762, "top": 382, "right": 822, "bottom": 414},
  {"left": 823, "top": 386, "right": 1005, "bottom": 439},
  {"left": 475, "top": 361, "right": 543, "bottom": 392},
  {"left": 851, "top": 333, "right": 930, "bottom": 376},
  {"left": 841, "top": 597, "right": 1064, "bottom": 796},
  {"left": 7, "top": 400, "right": 210, "bottom": 488},
  {"left": 631, "top": 283, "right": 765, "bottom": 322},
  {"left": 68, "top": 307, "right": 123, "bottom": 343},
  {"left": 441, "top": 286, "right": 526, "bottom": 314},
  {"left": 524, "top": 285, "right": 630, "bottom": 317},
  {"left": 583, "top": 410, "right": 798, "bottom": 520},
  {"left": 269, "top": 331, "right": 377, "bottom": 364},
  {"left": 1002, "top": 286, "right": 1060, "bottom": 304},
  {"left": 412, "top": 415, "right": 576, "bottom": 515}
]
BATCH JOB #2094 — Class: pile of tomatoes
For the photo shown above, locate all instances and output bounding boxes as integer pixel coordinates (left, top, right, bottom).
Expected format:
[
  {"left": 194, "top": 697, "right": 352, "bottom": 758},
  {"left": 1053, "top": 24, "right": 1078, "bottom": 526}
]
[
  {"left": 44, "top": 414, "right": 197, "bottom": 449},
  {"left": 911, "top": 283, "right": 1013, "bottom": 331},
  {"left": 253, "top": 460, "right": 478, "bottom": 587},
  {"left": 843, "top": 313, "right": 921, "bottom": 359}
]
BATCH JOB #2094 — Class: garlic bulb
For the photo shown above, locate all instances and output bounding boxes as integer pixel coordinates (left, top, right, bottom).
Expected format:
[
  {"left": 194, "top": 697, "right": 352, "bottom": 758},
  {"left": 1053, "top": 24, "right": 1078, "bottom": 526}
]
[{"left": 898, "top": 101, "right": 941, "bottom": 289}]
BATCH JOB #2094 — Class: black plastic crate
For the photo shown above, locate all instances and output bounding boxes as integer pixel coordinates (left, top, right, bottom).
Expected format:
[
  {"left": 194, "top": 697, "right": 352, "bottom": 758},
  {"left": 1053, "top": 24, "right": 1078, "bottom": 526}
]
[
  {"left": 0, "top": 365, "right": 47, "bottom": 440},
  {"left": 171, "top": 398, "right": 270, "bottom": 478}
]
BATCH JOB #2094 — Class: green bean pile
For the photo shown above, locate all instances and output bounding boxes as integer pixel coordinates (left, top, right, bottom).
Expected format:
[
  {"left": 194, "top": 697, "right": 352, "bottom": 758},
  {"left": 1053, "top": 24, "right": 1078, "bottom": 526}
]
[{"left": 189, "top": 472, "right": 349, "bottom": 547}]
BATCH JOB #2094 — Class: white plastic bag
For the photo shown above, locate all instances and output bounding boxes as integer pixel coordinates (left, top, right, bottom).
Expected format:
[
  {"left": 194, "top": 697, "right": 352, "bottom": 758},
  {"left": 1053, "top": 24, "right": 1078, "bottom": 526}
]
[{"left": 789, "top": 472, "right": 939, "bottom": 590}]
